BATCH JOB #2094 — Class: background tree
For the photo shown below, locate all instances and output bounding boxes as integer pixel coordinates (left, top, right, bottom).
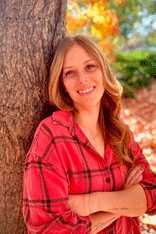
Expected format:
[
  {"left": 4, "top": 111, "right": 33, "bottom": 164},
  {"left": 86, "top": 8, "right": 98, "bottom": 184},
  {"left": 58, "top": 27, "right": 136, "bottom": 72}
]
[
  {"left": 66, "top": 0, "right": 122, "bottom": 62},
  {"left": 108, "top": 0, "right": 143, "bottom": 43},
  {"left": 146, "top": 31, "right": 156, "bottom": 48},
  {"left": 0, "top": 0, "right": 67, "bottom": 233},
  {"left": 67, "top": 0, "right": 156, "bottom": 57},
  {"left": 108, "top": 0, "right": 156, "bottom": 50}
]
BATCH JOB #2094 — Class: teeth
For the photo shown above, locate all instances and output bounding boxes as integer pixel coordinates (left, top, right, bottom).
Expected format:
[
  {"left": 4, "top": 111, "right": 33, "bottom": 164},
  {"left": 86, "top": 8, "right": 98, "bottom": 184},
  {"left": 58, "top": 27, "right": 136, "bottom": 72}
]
[{"left": 78, "top": 87, "right": 94, "bottom": 94}]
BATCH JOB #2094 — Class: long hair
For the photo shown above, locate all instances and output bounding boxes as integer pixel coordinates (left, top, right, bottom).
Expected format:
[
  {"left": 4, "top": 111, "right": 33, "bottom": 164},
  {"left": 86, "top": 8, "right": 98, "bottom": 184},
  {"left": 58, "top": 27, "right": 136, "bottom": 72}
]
[{"left": 49, "top": 35, "right": 135, "bottom": 168}]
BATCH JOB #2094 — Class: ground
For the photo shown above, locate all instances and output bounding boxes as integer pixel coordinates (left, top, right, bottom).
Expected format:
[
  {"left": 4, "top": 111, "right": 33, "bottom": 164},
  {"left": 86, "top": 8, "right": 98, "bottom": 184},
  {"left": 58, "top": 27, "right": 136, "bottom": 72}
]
[{"left": 121, "top": 80, "right": 156, "bottom": 234}]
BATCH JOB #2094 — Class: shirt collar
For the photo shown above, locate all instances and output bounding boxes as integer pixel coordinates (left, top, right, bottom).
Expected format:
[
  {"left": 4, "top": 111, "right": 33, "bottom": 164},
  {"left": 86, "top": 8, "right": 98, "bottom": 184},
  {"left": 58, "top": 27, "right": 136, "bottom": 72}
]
[
  {"left": 52, "top": 110, "right": 90, "bottom": 144},
  {"left": 52, "top": 110, "right": 113, "bottom": 161},
  {"left": 52, "top": 110, "right": 71, "bottom": 128}
]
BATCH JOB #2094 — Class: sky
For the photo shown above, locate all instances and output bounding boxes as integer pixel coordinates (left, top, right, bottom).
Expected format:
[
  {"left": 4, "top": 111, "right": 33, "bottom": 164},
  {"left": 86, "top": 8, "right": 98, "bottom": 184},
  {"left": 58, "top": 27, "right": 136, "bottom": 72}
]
[{"left": 137, "top": 10, "right": 156, "bottom": 36}]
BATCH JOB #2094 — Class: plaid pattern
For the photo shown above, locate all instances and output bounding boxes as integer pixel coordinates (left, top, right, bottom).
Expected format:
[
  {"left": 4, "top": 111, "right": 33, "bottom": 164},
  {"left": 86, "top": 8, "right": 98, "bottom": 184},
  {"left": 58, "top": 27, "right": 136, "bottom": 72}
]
[{"left": 23, "top": 110, "right": 156, "bottom": 234}]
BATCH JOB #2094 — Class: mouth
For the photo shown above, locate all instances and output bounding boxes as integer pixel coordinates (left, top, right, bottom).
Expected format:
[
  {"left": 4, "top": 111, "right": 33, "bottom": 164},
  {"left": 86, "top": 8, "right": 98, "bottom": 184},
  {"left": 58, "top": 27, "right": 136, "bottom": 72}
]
[{"left": 78, "top": 86, "right": 95, "bottom": 94}]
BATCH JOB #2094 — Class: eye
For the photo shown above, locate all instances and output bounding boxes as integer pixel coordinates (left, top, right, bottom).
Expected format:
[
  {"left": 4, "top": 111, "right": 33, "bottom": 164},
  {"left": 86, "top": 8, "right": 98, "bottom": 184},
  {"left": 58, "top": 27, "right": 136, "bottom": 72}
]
[
  {"left": 65, "top": 70, "right": 74, "bottom": 76},
  {"left": 86, "top": 64, "right": 95, "bottom": 70}
]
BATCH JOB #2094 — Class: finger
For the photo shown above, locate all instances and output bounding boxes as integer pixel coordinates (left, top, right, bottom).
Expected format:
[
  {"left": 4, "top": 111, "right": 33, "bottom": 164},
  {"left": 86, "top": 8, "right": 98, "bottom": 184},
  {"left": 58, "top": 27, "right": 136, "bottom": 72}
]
[
  {"left": 126, "top": 171, "right": 143, "bottom": 185},
  {"left": 126, "top": 166, "right": 144, "bottom": 185},
  {"left": 128, "top": 174, "right": 143, "bottom": 186},
  {"left": 127, "top": 169, "right": 144, "bottom": 185},
  {"left": 126, "top": 167, "right": 140, "bottom": 184},
  {"left": 128, "top": 166, "right": 143, "bottom": 178},
  {"left": 126, "top": 167, "right": 144, "bottom": 185},
  {"left": 132, "top": 174, "right": 143, "bottom": 184},
  {"left": 124, "top": 174, "right": 143, "bottom": 189}
]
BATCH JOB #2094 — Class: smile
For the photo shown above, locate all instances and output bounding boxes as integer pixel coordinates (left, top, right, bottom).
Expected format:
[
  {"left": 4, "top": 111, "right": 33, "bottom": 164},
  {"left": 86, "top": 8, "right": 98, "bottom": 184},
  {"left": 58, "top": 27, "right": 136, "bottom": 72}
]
[{"left": 78, "top": 86, "right": 95, "bottom": 94}]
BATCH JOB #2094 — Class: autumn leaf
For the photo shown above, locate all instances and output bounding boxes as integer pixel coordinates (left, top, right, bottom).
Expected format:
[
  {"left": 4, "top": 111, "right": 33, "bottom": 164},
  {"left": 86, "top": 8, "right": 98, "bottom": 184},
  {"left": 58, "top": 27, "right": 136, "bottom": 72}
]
[
  {"left": 67, "top": 0, "right": 120, "bottom": 60},
  {"left": 116, "top": 0, "right": 126, "bottom": 5},
  {"left": 121, "top": 81, "right": 156, "bottom": 233}
]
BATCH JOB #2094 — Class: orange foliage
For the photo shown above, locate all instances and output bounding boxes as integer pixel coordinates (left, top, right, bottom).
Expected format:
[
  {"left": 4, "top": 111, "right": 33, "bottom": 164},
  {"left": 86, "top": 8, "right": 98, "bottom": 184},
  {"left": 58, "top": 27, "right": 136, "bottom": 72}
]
[
  {"left": 98, "top": 39, "right": 117, "bottom": 63},
  {"left": 116, "top": 0, "right": 126, "bottom": 5},
  {"left": 67, "top": 0, "right": 121, "bottom": 60},
  {"left": 82, "top": 0, "right": 109, "bottom": 4},
  {"left": 69, "top": 0, "right": 109, "bottom": 4},
  {"left": 86, "top": 5, "right": 120, "bottom": 38},
  {"left": 66, "top": 12, "right": 88, "bottom": 34}
]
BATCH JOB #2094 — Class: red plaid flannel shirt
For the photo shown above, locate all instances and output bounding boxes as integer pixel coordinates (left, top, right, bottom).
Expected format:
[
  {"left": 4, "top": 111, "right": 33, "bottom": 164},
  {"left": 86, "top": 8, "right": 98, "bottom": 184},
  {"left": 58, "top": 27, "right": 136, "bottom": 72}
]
[{"left": 23, "top": 110, "right": 156, "bottom": 233}]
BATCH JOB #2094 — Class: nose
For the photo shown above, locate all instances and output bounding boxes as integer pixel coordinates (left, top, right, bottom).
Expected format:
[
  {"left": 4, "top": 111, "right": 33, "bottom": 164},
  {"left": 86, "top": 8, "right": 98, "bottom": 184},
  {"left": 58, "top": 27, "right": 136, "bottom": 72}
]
[{"left": 77, "top": 71, "right": 88, "bottom": 84}]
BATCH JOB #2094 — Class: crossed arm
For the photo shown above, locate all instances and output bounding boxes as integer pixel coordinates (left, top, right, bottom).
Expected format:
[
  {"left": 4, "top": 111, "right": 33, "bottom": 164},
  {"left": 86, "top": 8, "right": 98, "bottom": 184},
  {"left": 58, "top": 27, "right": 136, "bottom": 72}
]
[{"left": 68, "top": 166, "right": 147, "bottom": 234}]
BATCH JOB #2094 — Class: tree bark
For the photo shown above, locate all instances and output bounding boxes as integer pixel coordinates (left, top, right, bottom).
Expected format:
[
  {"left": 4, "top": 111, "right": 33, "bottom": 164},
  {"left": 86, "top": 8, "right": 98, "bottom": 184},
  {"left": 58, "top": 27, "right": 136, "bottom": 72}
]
[{"left": 0, "top": 0, "right": 67, "bottom": 233}]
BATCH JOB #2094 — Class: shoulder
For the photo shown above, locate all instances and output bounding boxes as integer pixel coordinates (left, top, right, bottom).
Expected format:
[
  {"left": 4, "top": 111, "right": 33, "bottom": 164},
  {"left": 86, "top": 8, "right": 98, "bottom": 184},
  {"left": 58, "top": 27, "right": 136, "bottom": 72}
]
[
  {"left": 37, "top": 110, "right": 71, "bottom": 133},
  {"left": 28, "top": 110, "right": 72, "bottom": 157}
]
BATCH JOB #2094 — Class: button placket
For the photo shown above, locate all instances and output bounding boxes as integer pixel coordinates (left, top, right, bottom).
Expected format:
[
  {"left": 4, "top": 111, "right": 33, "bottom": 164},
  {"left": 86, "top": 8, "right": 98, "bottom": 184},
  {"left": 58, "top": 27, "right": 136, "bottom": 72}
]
[
  {"left": 106, "top": 177, "right": 111, "bottom": 183},
  {"left": 103, "top": 169, "right": 112, "bottom": 191}
]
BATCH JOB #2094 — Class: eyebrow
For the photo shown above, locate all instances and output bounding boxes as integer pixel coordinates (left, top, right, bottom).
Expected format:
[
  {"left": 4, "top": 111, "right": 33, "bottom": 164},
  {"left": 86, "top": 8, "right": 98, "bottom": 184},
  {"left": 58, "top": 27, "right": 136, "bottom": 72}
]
[{"left": 63, "top": 59, "right": 94, "bottom": 70}]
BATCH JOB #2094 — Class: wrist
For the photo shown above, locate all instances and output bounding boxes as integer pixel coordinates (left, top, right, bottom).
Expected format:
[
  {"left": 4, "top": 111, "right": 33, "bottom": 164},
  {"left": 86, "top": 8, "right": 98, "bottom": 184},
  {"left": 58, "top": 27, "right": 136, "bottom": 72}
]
[
  {"left": 90, "top": 192, "right": 101, "bottom": 214},
  {"left": 84, "top": 194, "right": 91, "bottom": 216}
]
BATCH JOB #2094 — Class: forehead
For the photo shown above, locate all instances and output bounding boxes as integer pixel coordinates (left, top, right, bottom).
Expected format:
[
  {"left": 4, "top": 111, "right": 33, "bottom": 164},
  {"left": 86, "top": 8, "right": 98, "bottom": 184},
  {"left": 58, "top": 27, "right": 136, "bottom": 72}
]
[{"left": 63, "top": 44, "right": 92, "bottom": 67}]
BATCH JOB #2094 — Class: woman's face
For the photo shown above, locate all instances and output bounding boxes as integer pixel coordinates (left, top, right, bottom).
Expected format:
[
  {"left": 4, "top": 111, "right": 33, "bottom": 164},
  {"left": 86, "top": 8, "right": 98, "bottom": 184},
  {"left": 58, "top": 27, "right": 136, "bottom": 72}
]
[{"left": 62, "top": 44, "right": 105, "bottom": 111}]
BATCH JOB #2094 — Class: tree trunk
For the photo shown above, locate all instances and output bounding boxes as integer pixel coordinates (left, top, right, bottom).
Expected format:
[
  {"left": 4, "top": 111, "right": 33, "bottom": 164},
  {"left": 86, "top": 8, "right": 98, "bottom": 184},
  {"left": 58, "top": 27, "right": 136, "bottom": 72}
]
[{"left": 0, "top": 0, "right": 67, "bottom": 233}]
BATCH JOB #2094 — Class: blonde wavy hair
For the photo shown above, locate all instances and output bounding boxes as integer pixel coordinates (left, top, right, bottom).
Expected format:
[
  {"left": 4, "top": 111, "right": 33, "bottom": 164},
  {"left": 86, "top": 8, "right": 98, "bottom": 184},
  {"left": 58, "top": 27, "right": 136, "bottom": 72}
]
[{"left": 49, "top": 35, "right": 135, "bottom": 168}]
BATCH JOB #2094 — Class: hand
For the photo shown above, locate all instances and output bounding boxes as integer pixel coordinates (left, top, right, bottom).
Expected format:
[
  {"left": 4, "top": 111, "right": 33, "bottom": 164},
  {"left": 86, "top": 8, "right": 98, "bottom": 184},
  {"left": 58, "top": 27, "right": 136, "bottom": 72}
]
[
  {"left": 124, "top": 166, "right": 144, "bottom": 189},
  {"left": 68, "top": 194, "right": 91, "bottom": 216}
]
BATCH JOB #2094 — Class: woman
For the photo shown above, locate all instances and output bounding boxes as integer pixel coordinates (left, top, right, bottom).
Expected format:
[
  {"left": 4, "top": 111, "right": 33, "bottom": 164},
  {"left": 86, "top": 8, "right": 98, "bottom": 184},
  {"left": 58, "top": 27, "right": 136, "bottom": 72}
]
[{"left": 23, "top": 35, "right": 156, "bottom": 234}]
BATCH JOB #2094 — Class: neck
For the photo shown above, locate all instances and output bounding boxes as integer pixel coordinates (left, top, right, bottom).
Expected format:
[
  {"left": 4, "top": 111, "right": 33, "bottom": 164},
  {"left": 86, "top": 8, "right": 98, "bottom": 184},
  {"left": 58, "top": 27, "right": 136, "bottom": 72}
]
[{"left": 74, "top": 108, "right": 100, "bottom": 133}]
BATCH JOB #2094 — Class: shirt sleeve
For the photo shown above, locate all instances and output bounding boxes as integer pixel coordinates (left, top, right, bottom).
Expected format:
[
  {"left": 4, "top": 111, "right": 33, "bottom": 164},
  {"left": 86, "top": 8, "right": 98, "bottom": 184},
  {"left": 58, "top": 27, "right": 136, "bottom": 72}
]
[
  {"left": 23, "top": 123, "right": 91, "bottom": 233},
  {"left": 130, "top": 134, "right": 156, "bottom": 215}
]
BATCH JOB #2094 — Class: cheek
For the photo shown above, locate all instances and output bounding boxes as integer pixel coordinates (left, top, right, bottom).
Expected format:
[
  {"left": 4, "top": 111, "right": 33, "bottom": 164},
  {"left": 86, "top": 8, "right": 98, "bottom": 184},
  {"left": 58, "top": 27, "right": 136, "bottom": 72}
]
[
  {"left": 60, "top": 78, "right": 67, "bottom": 93},
  {"left": 61, "top": 77, "right": 68, "bottom": 89},
  {"left": 62, "top": 80, "right": 69, "bottom": 92},
  {"left": 63, "top": 78, "right": 75, "bottom": 91},
  {"left": 98, "top": 75, "right": 104, "bottom": 88}
]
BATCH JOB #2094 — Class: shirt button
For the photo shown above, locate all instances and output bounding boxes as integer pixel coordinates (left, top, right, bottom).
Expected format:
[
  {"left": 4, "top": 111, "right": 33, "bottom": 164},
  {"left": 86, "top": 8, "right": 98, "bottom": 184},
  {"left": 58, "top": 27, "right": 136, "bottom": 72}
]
[{"left": 106, "top": 177, "right": 111, "bottom": 182}]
